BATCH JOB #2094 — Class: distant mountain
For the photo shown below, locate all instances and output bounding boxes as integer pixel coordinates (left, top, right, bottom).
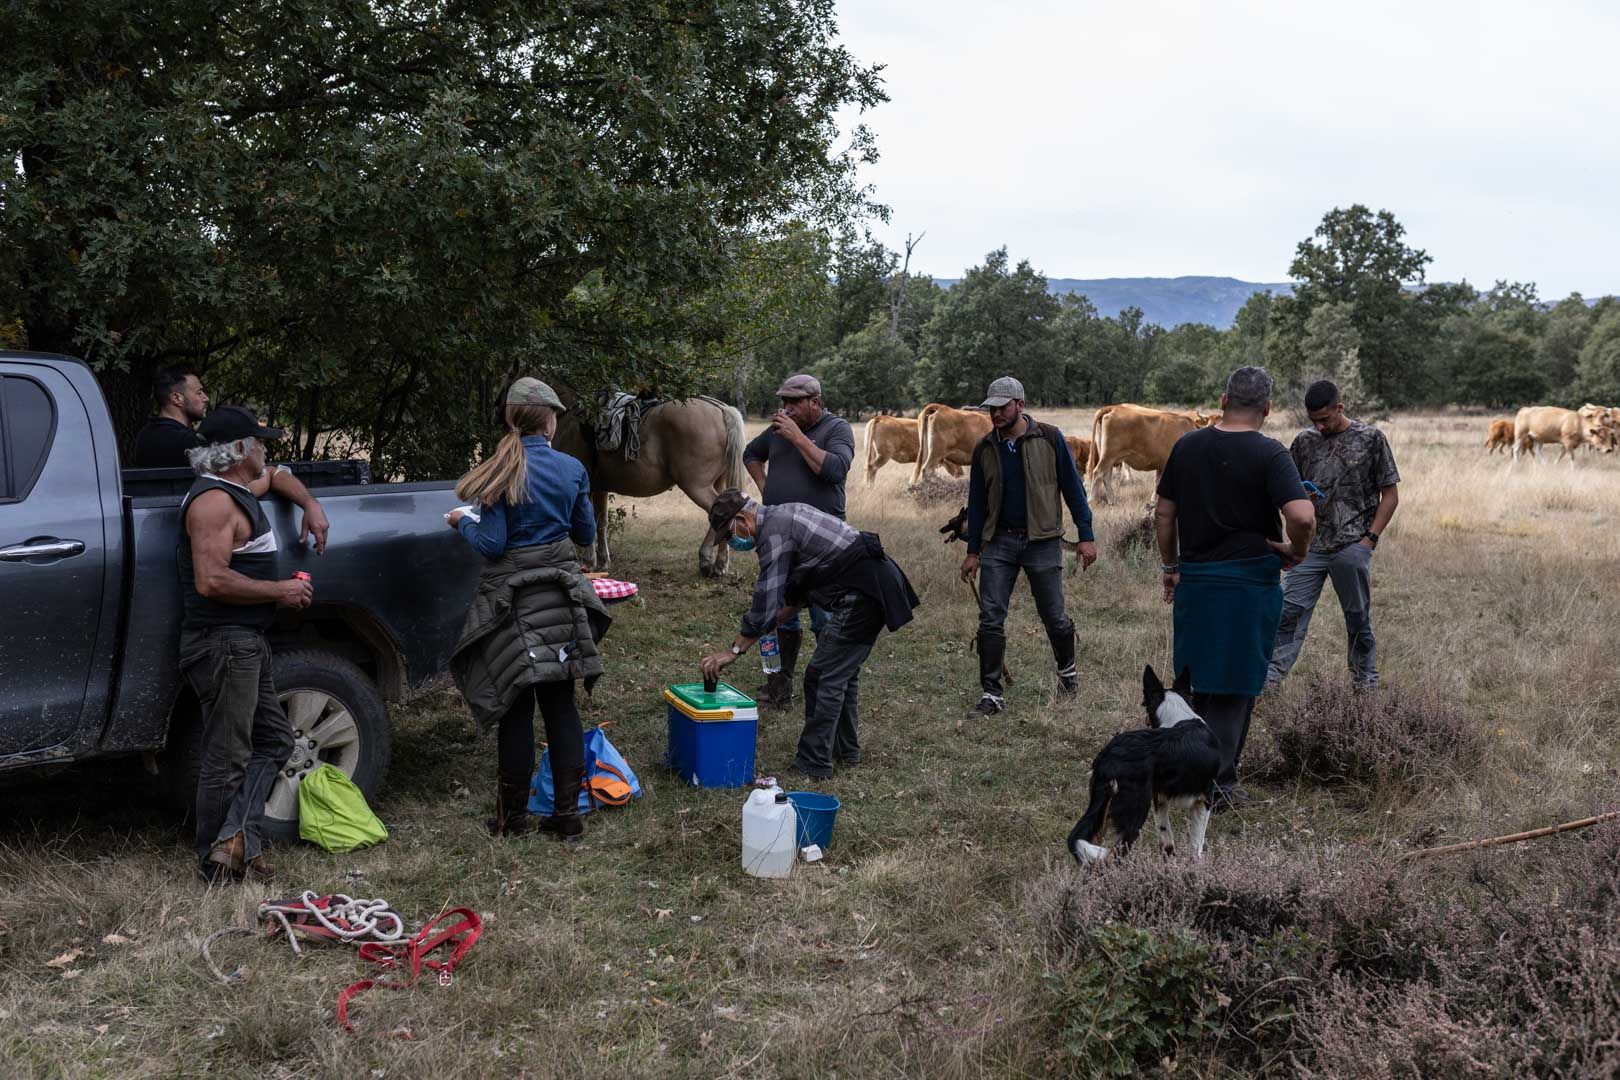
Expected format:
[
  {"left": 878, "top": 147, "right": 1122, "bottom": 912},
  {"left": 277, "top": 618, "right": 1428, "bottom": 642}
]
[{"left": 929, "top": 274, "right": 1295, "bottom": 330}]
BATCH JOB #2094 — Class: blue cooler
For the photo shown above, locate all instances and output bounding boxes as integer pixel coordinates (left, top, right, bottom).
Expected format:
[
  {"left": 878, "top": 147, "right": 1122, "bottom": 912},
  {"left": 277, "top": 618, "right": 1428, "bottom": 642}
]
[{"left": 664, "top": 682, "right": 758, "bottom": 788}]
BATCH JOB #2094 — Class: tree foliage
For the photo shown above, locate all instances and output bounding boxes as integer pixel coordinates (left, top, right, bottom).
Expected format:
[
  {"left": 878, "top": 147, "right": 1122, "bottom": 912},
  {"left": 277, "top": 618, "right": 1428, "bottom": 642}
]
[
  {"left": 912, "top": 248, "right": 1058, "bottom": 405},
  {"left": 0, "top": 0, "right": 885, "bottom": 475}
]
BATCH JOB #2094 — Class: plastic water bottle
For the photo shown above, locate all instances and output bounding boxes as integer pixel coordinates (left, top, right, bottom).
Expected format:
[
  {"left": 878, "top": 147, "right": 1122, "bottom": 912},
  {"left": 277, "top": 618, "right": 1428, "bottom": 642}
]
[
  {"left": 759, "top": 631, "right": 781, "bottom": 674},
  {"left": 741, "top": 788, "right": 796, "bottom": 878}
]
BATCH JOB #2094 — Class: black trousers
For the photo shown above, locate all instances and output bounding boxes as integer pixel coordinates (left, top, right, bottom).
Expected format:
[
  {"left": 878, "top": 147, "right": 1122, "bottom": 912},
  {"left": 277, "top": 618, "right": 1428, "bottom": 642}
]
[
  {"left": 1191, "top": 691, "right": 1255, "bottom": 792},
  {"left": 497, "top": 680, "right": 583, "bottom": 800}
]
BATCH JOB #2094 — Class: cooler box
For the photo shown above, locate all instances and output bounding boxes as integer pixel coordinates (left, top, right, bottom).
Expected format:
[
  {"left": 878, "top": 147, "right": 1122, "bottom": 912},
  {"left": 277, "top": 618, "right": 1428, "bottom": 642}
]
[{"left": 664, "top": 682, "right": 758, "bottom": 788}]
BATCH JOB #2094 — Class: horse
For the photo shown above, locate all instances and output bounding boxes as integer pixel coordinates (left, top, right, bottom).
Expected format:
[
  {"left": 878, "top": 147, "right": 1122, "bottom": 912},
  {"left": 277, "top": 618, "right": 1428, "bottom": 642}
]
[{"left": 551, "top": 396, "right": 746, "bottom": 578}]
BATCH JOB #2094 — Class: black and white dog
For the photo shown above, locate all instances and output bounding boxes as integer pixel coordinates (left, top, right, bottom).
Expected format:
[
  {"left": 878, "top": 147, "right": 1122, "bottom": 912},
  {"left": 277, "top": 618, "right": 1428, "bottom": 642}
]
[{"left": 1067, "top": 666, "right": 1221, "bottom": 864}]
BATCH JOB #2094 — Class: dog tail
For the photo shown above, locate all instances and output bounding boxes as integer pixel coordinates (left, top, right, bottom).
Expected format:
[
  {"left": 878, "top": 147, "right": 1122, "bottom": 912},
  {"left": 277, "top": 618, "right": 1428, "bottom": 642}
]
[{"left": 1067, "top": 776, "right": 1116, "bottom": 864}]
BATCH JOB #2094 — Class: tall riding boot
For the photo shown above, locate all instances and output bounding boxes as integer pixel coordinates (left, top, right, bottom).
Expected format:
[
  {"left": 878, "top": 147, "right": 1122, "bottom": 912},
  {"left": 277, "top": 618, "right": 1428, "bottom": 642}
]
[
  {"left": 538, "top": 764, "right": 585, "bottom": 842},
  {"left": 775, "top": 629, "right": 804, "bottom": 708},
  {"left": 486, "top": 770, "right": 538, "bottom": 837},
  {"left": 975, "top": 629, "right": 1007, "bottom": 714},
  {"left": 1049, "top": 624, "right": 1079, "bottom": 694}
]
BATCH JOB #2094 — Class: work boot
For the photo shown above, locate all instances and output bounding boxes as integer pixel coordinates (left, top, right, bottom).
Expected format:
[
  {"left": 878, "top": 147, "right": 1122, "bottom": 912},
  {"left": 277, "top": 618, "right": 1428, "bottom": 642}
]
[
  {"left": 207, "top": 831, "right": 245, "bottom": 877},
  {"left": 1049, "top": 625, "right": 1079, "bottom": 694},
  {"left": 246, "top": 852, "right": 276, "bottom": 883},
  {"left": 538, "top": 765, "right": 584, "bottom": 842},
  {"left": 485, "top": 770, "right": 538, "bottom": 837}
]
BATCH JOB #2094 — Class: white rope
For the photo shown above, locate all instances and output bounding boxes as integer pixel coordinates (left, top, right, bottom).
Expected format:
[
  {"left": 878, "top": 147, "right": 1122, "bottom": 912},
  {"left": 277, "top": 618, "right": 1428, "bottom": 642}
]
[{"left": 258, "top": 892, "right": 408, "bottom": 956}]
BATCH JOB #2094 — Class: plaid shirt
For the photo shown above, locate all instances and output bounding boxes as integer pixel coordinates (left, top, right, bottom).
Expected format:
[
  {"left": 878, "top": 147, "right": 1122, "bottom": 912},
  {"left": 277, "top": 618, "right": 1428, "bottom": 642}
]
[{"left": 738, "top": 502, "right": 860, "bottom": 638}]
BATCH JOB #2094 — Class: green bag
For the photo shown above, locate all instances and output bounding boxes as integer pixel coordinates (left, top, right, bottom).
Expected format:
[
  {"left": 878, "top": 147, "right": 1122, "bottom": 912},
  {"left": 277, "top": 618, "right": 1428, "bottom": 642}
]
[{"left": 297, "top": 764, "right": 388, "bottom": 853}]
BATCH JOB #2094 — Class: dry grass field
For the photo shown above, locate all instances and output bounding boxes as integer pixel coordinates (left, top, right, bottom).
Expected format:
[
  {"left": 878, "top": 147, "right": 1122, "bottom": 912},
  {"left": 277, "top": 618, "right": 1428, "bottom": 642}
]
[{"left": 3, "top": 408, "right": 1619, "bottom": 1077}]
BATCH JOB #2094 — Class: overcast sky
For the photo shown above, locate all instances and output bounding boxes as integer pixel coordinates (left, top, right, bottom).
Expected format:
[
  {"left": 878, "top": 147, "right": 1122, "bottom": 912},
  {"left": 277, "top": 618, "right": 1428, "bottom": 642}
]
[{"left": 833, "top": 0, "right": 1620, "bottom": 298}]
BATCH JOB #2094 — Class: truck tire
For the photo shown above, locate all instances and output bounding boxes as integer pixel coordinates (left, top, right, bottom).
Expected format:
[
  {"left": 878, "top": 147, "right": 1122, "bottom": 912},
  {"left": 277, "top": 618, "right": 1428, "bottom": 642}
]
[
  {"left": 262, "top": 649, "right": 391, "bottom": 844},
  {"left": 156, "top": 648, "right": 391, "bottom": 845}
]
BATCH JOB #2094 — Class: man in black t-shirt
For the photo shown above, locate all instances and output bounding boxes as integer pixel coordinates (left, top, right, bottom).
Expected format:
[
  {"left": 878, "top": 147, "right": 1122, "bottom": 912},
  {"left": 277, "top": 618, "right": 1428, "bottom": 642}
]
[
  {"left": 1154, "top": 366, "right": 1315, "bottom": 809},
  {"left": 133, "top": 366, "right": 210, "bottom": 467},
  {"left": 133, "top": 366, "right": 332, "bottom": 553}
]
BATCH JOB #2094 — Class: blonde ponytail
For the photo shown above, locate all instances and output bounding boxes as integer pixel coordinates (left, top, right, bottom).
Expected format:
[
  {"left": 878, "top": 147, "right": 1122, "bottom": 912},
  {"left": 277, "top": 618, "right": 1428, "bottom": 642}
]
[{"left": 455, "top": 403, "right": 555, "bottom": 506}]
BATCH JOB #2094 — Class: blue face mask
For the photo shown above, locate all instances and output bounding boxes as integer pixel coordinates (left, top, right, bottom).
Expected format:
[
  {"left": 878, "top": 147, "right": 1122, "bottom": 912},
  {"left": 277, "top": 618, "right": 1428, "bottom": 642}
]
[{"left": 728, "top": 534, "right": 755, "bottom": 552}]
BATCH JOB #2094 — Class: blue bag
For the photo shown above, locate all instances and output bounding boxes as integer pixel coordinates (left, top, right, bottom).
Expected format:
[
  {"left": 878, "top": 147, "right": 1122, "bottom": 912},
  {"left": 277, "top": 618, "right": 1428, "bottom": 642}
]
[{"left": 529, "top": 724, "right": 642, "bottom": 815}]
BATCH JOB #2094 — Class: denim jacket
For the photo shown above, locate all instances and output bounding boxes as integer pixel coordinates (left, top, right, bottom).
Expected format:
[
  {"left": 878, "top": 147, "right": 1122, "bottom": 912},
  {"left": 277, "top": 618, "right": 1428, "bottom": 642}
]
[{"left": 457, "top": 436, "right": 596, "bottom": 558}]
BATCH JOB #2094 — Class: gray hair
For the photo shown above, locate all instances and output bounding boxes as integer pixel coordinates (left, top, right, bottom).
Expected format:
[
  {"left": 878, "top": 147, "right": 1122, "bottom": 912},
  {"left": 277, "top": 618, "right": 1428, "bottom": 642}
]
[
  {"left": 1224, "top": 366, "right": 1274, "bottom": 410},
  {"left": 187, "top": 437, "right": 258, "bottom": 476}
]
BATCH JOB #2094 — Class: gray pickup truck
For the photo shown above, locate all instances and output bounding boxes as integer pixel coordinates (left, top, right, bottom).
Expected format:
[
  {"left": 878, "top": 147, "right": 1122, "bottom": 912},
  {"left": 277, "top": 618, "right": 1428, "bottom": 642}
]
[{"left": 0, "top": 352, "right": 482, "bottom": 837}]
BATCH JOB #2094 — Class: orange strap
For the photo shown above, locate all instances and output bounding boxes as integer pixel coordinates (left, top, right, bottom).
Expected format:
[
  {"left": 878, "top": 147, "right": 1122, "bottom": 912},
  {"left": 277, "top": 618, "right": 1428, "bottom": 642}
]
[{"left": 586, "top": 761, "right": 633, "bottom": 807}]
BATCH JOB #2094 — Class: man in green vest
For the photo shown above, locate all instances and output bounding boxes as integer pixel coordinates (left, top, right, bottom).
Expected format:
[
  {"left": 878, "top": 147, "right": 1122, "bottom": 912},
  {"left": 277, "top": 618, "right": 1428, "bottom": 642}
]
[{"left": 959, "top": 376, "right": 1098, "bottom": 715}]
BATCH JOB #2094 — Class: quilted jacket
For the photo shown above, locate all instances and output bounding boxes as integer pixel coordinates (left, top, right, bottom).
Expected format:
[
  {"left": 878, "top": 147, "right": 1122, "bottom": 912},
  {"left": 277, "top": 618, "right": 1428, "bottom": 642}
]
[{"left": 450, "top": 540, "right": 610, "bottom": 730}]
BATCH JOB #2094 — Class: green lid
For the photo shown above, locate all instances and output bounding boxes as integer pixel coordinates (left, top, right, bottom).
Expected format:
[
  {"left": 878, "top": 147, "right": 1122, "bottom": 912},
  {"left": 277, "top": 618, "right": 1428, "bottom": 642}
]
[{"left": 667, "top": 682, "right": 756, "bottom": 711}]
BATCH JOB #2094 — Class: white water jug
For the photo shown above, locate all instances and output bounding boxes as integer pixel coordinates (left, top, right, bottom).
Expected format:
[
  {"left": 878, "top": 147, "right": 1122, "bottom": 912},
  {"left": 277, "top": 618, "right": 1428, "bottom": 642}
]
[{"left": 741, "top": 788, "right": 797, "bottom": 879}]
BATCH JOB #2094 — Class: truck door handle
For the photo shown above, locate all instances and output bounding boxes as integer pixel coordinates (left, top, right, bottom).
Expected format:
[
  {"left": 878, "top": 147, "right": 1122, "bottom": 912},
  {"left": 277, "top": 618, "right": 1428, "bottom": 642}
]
[{"left": 0, "top": 538, "right": 86, "bottom": 562}]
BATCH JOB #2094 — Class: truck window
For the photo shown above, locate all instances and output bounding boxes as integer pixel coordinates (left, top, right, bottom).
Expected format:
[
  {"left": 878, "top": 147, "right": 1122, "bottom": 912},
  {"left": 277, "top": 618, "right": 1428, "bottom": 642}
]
[{"left": 0, "top": 375, "right": 57, "bottom": 503}]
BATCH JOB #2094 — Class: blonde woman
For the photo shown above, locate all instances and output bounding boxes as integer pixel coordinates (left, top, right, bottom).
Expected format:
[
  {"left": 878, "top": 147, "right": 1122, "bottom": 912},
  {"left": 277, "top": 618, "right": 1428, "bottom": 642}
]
[{"left": 447, "top": 378, "right": 609, "bottom": 839}]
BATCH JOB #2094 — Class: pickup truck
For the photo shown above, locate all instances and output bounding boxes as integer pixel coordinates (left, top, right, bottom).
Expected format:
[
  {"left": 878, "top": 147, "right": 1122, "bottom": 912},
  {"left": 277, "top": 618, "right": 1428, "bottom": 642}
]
[{"left": 0, "top": 352, "right": 482, "bottom": 838}]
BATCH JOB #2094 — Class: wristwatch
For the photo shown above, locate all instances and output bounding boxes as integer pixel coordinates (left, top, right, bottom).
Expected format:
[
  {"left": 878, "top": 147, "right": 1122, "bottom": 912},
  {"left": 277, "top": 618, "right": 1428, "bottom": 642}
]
[
  {"left": 1361, "top": 531, "right": 1379, "bottom": 547},
  {"left": 729, "top": 643, "right": 744, "bottom": 656}
]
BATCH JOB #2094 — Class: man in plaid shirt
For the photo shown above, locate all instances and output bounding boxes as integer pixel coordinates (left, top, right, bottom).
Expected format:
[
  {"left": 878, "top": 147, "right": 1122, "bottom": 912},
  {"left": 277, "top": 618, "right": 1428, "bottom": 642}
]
[{"left": 701, "top": 489, "right": 917, "bottom": 779}]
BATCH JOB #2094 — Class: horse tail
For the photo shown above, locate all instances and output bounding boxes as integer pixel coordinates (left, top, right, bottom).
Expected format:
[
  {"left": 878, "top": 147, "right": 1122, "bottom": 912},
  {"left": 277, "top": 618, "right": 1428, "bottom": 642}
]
[{"left": 719, "top": 401, "right": 746, "bottom": 491}]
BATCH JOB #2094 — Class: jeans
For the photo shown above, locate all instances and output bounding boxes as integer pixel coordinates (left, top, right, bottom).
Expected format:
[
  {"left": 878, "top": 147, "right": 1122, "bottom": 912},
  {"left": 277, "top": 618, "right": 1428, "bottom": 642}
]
[
  {"left": 779, "top": 606, "right": 829, "bottom": 635},
  {"left": 976, "top": 534, "right": 1073, "bottom": 637},
  {"left": 795, "top": 591, "right": 886, "bottom": 777},
  {"left": 1267, "top": 543, "right": 1377, "bottom": 689},
  {"left": 180, "top": 627, "right": 294, "bottom": 865},
  {"left": 497, "top": 680, "right": 583, "bottom": 784}
]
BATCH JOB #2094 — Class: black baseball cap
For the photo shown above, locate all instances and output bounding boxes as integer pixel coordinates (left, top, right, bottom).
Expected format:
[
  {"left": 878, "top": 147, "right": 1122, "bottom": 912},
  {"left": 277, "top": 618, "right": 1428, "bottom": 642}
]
[{"left": 198, "top": 405, "right": 284, "bottom": 445}]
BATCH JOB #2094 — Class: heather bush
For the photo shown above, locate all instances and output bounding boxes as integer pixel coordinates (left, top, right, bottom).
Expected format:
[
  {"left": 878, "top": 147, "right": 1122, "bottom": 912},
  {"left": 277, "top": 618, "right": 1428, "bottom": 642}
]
[
  {"left": 1303, "top": 823, "right": 1620, "bottom": 1077},
  {"left": 1034, "top": 827, "right": 1620, "bottom": 1074},
  {"left": 1253, "top": 677, "right": 1484, "bottom": 790}
]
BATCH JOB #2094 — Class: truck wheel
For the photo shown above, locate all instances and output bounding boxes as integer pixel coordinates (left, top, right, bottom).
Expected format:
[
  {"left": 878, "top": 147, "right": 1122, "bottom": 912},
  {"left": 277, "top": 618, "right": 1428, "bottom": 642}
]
[{"left": 261, "top": 649, "right": 391, "bottom": 844}]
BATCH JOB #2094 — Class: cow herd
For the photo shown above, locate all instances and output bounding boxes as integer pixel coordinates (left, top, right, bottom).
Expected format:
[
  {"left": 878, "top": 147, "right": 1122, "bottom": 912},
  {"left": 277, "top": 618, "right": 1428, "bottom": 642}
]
[
  {"left": 1485, "top": 404, "right": 1620, "bottom": 462},
  {"left": 863, "top": 402, "right": 1222, "bottom": 502}
]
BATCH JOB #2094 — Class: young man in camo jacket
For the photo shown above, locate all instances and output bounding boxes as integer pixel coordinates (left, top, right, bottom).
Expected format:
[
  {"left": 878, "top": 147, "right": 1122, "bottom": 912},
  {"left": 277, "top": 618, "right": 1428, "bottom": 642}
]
[{"left": 1265, "top": 379, "right": 1401, "bottom": 691}]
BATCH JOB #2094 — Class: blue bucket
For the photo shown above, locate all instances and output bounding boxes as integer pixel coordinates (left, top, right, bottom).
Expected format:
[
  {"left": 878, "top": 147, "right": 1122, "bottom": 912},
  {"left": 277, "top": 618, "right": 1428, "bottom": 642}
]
[{"left": 786, "top": 791, "right": 841, "bottom": 850}]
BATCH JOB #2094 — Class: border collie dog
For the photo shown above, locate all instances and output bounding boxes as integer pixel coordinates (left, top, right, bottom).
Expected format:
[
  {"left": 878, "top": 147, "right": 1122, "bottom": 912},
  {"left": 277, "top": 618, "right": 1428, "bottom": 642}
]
[{"left": 1067, "top": 666, "right": 1221, "bottom": 864}]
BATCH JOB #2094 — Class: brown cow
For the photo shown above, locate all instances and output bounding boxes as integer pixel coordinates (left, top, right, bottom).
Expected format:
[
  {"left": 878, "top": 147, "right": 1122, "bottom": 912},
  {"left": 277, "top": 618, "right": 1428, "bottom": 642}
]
[
  {"left": 1087, "top": 404, "right": 1201, "bottom": 502},
  {"left": 1579, "top": 403, "right": 1617, "bottom": 452},
  {"left": 863, "top": 414, "right": 962, "bottom": 482},
  {"left": 1483, "top": 418, "right": 1515, "bottom": 454},
  {"left": 1086, "top": 405, "right": 1213, "bottom": 475},
  {"left": 912, "top": 403, "right": 992, "bottom": 483},
  {"left": 1513, "top": 405, "right": 1607, "bottom": 463},
  {"left": 1065, "top": 434, "right": 1093, "bottom": 476}
]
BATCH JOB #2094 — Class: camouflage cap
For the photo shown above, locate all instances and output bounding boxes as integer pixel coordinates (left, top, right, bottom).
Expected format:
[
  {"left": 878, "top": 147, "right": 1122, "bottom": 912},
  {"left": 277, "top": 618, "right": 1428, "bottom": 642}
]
[
  {"left": 507, "top": 376, "right": 566, "bottom": 412},
  {"left": 707, "top": 488, "right": 753, "bottom": 537},
  {"left": 981, "top": 376, "right": 1025, "bottom": 408}
]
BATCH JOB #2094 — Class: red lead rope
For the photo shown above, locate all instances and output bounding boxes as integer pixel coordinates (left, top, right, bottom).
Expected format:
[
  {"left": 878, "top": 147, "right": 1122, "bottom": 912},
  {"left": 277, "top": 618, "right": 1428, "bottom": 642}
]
[{"left": 336, "top": 907, "right": 482, "bottom": 1035}]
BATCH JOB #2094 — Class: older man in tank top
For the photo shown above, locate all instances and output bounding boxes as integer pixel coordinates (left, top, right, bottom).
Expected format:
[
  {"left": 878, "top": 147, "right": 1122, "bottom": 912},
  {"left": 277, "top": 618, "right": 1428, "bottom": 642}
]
[{"left": 178, "top": 407, "right": 314, "bottom": 883}]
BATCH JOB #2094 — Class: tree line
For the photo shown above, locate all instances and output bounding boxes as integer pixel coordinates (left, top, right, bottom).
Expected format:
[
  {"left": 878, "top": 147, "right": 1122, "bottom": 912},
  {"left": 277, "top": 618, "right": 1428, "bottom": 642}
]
[
  {"left": 6, "top": 4, "right": 1617, "bottom": 483},
  {"left": 745, "top": 205, "right": 1620, "bottom": 420}
]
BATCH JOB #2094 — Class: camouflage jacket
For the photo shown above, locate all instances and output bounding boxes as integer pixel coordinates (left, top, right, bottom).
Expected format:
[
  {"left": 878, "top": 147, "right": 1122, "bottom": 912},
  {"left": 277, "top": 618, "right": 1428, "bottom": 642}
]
[{"left": 1290, "top": 420, "right": 1400, "bottom": 553}]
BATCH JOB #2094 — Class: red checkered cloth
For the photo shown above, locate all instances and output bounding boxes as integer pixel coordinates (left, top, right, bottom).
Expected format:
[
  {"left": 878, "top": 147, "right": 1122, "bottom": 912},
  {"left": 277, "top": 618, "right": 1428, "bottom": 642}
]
[{"left": 591, "top": 578, "right": 639, "bottom": 603}]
